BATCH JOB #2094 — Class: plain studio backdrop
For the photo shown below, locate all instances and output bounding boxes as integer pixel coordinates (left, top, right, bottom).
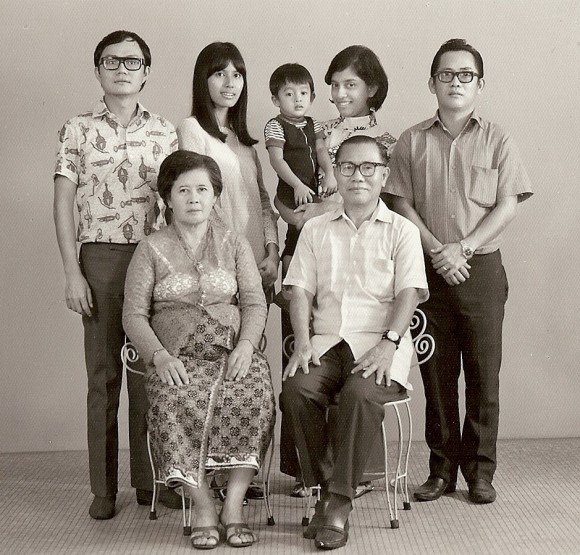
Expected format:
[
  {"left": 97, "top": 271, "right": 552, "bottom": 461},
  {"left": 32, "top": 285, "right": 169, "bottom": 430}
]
[{"left": 0, "top": 0, "right": 578, "bottom": 454}]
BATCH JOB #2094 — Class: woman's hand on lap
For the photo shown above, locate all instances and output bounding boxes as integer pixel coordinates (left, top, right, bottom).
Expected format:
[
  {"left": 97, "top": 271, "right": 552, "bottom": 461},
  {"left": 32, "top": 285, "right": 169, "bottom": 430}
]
[
  {"left": 226, "top": 339, "right": 254, "bottom": 380},
  {"left": 155, "top": 352, "right": 189, "bottom": 386}
]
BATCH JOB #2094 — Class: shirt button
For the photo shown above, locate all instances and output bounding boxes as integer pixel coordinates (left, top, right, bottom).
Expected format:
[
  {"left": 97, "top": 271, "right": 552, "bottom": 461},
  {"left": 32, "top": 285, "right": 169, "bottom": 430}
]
[{"left": 451, "top": 214, "right": 456, "bottom": 219}]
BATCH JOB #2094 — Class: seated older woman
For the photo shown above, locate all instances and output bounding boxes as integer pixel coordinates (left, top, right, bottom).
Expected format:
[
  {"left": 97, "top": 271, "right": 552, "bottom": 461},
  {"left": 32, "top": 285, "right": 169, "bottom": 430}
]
[{"left": 123, "top": 150, "right": 275, "bottom": 549}]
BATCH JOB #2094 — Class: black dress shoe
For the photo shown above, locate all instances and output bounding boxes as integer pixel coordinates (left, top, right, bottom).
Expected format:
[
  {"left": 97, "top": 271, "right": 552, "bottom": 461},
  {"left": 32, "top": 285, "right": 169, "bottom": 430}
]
[
  {"left": 303, "top": 500, "right": 328, "bottom": 539},
  {"left": 468, "top": 479, "right": 496, "bottom": 504},
  {"left": 413, "top": 477, "right": 456, "bottom": 502},
  {"left": 314, "top": 520, "right": 349, "bottom": 550},
  {"left": 245, "top": 482, "right": 265, "bottom": 500},
  {"left": 136, "top": 488, "right": 183, "bottom": 509},
  {"left": 89, "top": 495, "right": 116, "bottom": 519}
]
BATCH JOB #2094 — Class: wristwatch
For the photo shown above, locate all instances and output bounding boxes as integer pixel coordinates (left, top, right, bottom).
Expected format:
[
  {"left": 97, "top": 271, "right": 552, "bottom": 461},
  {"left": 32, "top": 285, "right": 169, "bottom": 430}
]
[
  {"left": 460, "top": 240, "right": 474, "bottom": 259},
  {"left": 381, "top": 329, "right": 401, "bottom": 349}
]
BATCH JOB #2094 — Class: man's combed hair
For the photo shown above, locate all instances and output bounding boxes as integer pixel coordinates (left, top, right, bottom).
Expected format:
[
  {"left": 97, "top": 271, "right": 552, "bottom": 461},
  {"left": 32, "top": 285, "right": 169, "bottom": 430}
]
[
  {"left": 430, "top": 38, "right": 484, "bottom": 78},
  {"left": 93, "top": 30, "right": 151, "bottom": 68},
  {"left": 335, "top": 135, "right": 389, "bottom": 165}
]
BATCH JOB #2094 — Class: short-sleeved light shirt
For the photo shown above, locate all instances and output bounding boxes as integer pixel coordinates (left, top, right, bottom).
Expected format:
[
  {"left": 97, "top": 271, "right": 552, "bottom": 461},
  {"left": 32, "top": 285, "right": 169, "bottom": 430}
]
[
  {"left": 55, "top": 99, "right": 178, "bottom": 244},
  {"left": 284, "top": 200, "right": 428, "bottom": 389},
  {"left": 386, "top": 112, "right": 533, "bottom": 254}
]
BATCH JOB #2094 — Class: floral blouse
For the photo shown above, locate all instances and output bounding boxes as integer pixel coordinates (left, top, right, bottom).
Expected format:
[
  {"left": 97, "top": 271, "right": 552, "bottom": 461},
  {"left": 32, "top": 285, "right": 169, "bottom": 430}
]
[{"left": 122, "top": 218, "right": 267, "bottom": 365}]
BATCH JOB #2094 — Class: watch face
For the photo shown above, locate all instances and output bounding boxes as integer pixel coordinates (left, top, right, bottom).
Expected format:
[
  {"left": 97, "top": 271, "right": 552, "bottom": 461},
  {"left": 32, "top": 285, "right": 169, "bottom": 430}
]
[{"left": 387, "top": 330, "right": 400, "bottom": 342}]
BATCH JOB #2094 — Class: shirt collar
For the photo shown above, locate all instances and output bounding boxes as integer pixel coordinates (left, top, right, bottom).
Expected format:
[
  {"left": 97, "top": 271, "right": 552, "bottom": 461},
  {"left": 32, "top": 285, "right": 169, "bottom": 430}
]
[
  {"left": 92, "top": 98, "right": 149, "bottom": 120},
  {"left": 421, "top": 110, "right": 484, "bottom": 131},
  {"left": 330, "top": 199, "right": 393, "bottom": 224}
]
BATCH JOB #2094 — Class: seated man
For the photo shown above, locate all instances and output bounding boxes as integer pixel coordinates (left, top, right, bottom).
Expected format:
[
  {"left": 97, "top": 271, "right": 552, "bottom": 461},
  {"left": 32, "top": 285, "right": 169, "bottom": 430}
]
[{"left": 280, "top": 135, "right": 428, "bottom": 550}]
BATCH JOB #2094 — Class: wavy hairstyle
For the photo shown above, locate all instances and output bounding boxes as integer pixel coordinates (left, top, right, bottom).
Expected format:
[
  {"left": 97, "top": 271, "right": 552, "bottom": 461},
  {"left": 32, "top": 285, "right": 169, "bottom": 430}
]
[
  {"left": 157, "top": 150, "right": 223, "bottom": 205},
  {"left": 324, "top": 45, "right": 389, "bottom": 111}
]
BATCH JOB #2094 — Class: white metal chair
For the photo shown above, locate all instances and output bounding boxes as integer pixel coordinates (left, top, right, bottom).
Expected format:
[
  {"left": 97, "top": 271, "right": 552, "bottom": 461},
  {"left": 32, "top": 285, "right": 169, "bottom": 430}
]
[
  {"left": 301, "top": 308, "right": 435, "bottom": 529},
  {"left": 121, "top": 336, "right": 276, "bottom": 536}
]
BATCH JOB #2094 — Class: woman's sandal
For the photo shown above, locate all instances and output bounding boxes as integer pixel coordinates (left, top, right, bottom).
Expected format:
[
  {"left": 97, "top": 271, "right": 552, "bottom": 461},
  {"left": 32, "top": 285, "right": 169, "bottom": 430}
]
[
  {"left": 190, "top": 526, "right": 220, "bottom": 550},
  {"left": 221, "top": 521, "right": 256, "bottom": 548}
]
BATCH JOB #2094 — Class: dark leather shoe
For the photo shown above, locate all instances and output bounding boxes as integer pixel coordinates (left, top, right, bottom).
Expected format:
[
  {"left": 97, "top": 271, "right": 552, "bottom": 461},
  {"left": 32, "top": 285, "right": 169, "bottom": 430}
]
[
  {"left": 314, "top": 520, "right": 349, "bottom": 550},
  {"left": 303, "top": 500, "right": 328, "bottom": 539},
  {"left": 136, "top": 488, "right": 152, "bottom": 506},
  {"left": 245, "top": 482, "right": 265, "bottom": 500},
  {"left": 136, "top": 488, "right": 183, "bottom": 509},
  {"left": 160, "top": 488, "right": 185, "bottom": 509},
  {"left": 413, "top": 477, "right": 456, "bottom": 502},
  {"left": 89, "top": 495, "right": 116, "bottom": 519},
  {"left": 468, "top": 479, "right": 496, "bottom": 504}
]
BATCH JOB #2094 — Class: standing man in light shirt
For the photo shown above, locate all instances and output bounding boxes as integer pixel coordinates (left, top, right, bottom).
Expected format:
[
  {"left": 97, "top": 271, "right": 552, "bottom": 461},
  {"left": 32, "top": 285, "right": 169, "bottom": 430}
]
[
  {"left": 281, "top": 135, "right": 428, "bottom": 550},
  {"left": 387, "top": 39, "right": 533, "bottom": 505},
  {"left": 54, "top": 30, "right": 179, "bottom": 519}
]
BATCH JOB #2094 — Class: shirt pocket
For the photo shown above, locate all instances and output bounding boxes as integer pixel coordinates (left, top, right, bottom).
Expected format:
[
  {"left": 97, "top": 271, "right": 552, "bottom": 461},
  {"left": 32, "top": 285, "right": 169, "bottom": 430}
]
[
  {"left": 364, "top": 257, "right": 395, "bottom": 301},
  {"left": 469, "top": 166, "right": 498, "bottom": 207}
]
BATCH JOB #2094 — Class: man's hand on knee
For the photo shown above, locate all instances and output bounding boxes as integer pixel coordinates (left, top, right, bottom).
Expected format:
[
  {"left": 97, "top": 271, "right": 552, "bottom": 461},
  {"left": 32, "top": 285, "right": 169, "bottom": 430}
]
[
  {"left": 283, "top": 341, "right": 319, "bottom": 381},
  {"left": 352, "top": 341, "right": 397, "bottom": 386}
]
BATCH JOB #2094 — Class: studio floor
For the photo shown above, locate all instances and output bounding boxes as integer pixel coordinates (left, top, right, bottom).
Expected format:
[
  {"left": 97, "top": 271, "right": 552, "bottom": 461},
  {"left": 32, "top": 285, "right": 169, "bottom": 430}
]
[{"left": 1, "top": 439, "right": 579, "bottom": 554}]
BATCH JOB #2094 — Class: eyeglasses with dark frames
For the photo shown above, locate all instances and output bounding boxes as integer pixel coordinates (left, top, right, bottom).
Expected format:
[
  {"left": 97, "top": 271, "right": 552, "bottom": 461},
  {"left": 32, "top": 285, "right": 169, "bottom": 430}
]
[
  {"left": 336, "top": 161, "right": 387, "bottom": 177},
  {"left": 435, "top": 71, "right": 479, "bottom": 83},
  {"left": 99, "top": 56, "right": 145, "bottom": 71}
]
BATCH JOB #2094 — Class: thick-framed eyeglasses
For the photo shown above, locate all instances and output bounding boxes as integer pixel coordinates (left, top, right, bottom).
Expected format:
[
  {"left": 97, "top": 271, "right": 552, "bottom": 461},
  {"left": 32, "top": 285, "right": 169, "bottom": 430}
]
[
  {"left": 99, "top": 56, "right": 145, "bottom": 71},
  {"left": 336, "top": 161, "right": 387, "bottom": 177},
  {"left": 435, "top": 71, "right": 479, "bottom": 83}
]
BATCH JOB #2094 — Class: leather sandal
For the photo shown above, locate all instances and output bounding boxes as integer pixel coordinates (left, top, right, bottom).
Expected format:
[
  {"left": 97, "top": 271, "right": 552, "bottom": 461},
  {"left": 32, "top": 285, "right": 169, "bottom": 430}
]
[
  {"left": 221, "top": 521, "right": 256, "bottom": 548},
  {"left": 190, "top": 525, "right": 220, "bottom": 550}
]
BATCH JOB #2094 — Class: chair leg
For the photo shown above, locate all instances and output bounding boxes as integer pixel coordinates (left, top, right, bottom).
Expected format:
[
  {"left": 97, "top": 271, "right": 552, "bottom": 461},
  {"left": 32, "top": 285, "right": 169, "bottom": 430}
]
[
  {"left": 392, "top": 404, "right": 404, "bottom": 527},
  {"left": 383, "top": 399, "right": 413, "bottom": 528},
  {"left": 182, "top": 490, "right": 192, "bottom": 536},
  {"left": 147, "top": 430, "right": 158, "bottom": 520},
  {"left": 382, "top": 417, "right": 398, "bottom": 528},
  {"left": 402, "top": 401, "right": 412, "bottom": 511},
  {"left": 263, "top": 429, "right": 276, "bottom": 525}
]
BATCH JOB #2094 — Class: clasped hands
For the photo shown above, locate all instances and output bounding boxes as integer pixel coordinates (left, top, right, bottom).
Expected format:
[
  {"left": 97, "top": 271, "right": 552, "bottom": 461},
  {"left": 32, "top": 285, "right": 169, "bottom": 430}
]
[
  {"left": 154, "top": 339, "right": 255, "bottom": 386},
  {"left": 283, "top": 339, "right": 397, "bottom": 386},
  {"left": 431, "top": 242, "right": 471, "bottom": 286}
]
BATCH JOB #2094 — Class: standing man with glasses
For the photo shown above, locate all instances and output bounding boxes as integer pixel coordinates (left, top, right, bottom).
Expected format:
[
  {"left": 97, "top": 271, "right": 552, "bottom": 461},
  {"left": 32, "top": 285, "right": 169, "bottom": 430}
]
[
  {"left": 281, "top": 135, "right": 428, "bottom": 549},
  {"left": 54, "top": 30, "right": 179, "bottom": 519},
  {"left": 387, "top": 39, "right": 533, "bottom": 505}
]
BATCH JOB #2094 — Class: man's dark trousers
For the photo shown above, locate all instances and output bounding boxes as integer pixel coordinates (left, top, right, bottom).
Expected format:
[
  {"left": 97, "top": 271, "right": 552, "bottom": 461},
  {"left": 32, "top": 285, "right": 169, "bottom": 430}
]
[
  {"left": 420, "top": 250, "right": 508, "bottom": 484},
  {"left": 280, "top": 340, "right": 406, "bottom": 500},
  {"left": 80, "top": 243, "right": 151, "bottom": 497}
]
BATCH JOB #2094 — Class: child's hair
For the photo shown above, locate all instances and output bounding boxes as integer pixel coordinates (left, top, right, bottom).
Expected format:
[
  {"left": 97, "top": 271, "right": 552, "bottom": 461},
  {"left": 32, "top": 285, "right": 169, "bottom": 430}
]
[
  {"left": 190, "top": 42, "right": 257, "bottom": 146},
  {"left": 324, "top": 45, "right": 389, "bottom": 111},
  {"left": 269, "top": 63, "right": 315, "bottom": 97}
]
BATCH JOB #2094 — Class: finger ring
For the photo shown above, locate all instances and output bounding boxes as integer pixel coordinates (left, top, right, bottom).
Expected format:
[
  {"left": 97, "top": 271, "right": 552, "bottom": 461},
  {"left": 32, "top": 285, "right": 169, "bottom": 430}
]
[{"left": 442, "top": 266, "right": 448, "bottom": 271}]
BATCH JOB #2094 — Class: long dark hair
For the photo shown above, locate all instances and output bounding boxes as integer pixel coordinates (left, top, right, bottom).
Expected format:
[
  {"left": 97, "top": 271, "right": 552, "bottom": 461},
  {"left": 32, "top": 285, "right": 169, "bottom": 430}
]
[{"left": 190, "top": 42, "right": 257, "bottom": 146}]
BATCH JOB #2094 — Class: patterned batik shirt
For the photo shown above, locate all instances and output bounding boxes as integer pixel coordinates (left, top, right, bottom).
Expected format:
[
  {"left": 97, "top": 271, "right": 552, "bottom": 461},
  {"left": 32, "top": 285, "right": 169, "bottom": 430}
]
[{"left": 55, "top": 99, "right": 178, "bottom": 244}]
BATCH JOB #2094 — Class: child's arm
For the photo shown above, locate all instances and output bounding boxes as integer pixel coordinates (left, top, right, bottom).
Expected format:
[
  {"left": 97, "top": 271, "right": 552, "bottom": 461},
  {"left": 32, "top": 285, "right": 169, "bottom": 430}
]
[
  {"left": 315, "top": 138, "right": 337, "bottom": 197},
  {"left": 267, "top": 146, "right": 314, "bottom": 206}
]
